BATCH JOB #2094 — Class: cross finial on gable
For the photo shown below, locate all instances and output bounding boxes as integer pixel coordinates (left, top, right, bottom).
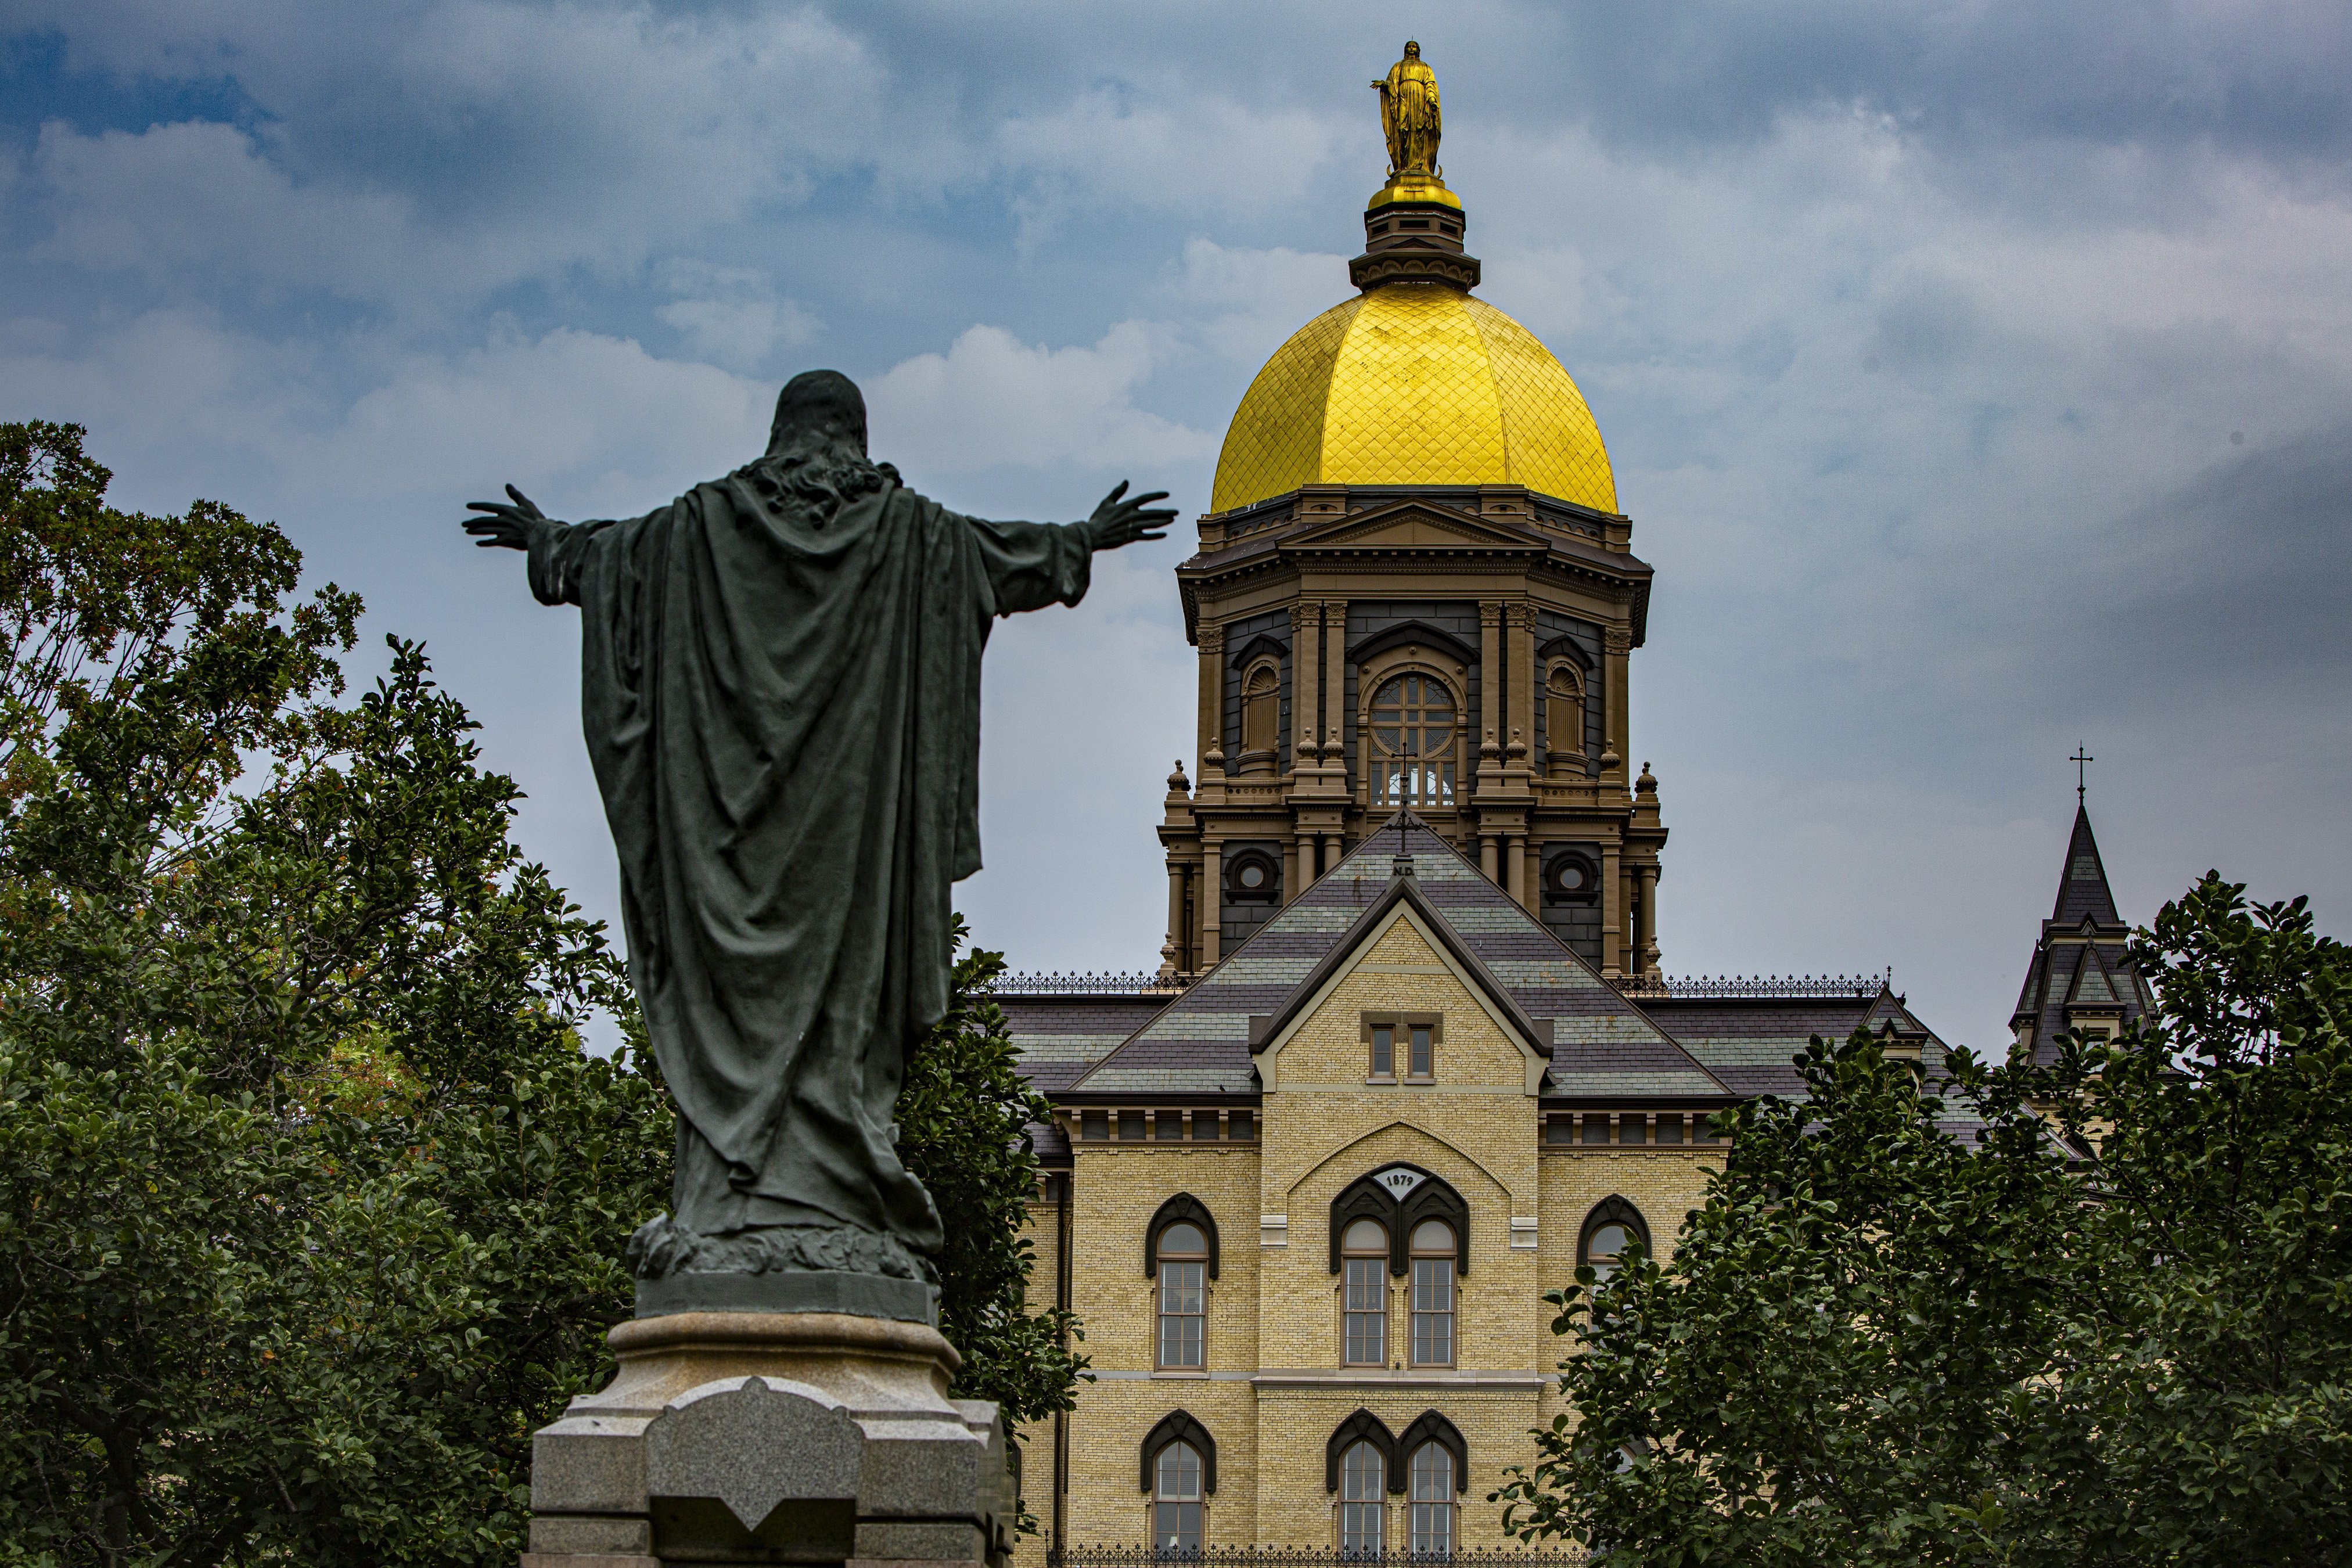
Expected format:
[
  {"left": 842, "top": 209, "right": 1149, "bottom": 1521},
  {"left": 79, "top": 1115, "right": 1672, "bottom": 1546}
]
[{"left": 2070, "top": 745, "right": 2094, "bottom": 803}]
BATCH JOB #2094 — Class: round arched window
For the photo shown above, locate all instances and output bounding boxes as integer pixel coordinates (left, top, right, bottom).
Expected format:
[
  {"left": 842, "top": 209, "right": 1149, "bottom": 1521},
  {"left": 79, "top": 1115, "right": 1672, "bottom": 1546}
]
[
  {"left": 1157, "top": 1224, "right": 1207, "bottom": 1369},
  {"left": 1342, "top": 1219, "right": 1387, "bottom": 1366},
  {"left": 1368, "top": 674, "right": 1456, "bottom": 807},
  {"left": 1238, "top": 660, "right": 1280, "bottom": 769},
  {"left": 1545, "top": 663, "right": 1586, "bottom": 775},
  {"left": 1409, "top": 1221, "right": 1456, "bottom": 1366}
]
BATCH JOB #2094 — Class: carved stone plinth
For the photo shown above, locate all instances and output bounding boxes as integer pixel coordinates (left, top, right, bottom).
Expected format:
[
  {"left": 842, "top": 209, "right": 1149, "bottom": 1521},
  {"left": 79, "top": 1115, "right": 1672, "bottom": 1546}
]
[{"left": 526, "top": 1311, "right": 1010, "bottom": 1567}]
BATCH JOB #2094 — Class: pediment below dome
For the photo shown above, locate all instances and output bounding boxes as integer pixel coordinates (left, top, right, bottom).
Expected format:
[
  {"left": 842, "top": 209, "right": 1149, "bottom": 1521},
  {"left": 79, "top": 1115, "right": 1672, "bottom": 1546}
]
[{"left": 1281, "top": 501, "right": 1538, "bottom": 553}]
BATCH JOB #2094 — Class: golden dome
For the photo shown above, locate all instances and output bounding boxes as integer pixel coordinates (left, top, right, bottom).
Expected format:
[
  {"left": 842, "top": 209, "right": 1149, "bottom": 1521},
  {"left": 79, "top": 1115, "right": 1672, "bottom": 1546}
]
[{"left": 1209, "top": 282, "right": 1617, "bottom": 515}]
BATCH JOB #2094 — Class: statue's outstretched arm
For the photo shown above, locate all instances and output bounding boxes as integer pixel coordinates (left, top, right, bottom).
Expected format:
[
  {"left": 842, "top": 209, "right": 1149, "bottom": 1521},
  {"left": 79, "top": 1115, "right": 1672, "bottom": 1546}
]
[
  {"left": 462, "top": 484, "right": 611, "bottom": 606},
  {"left": 1076, "top": 481, "right": 1176, "bottom": 552}
]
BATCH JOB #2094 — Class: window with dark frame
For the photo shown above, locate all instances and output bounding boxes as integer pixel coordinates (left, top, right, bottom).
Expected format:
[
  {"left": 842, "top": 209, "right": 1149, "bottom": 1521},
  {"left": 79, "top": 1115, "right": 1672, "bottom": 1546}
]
[
  {"left": 1545, "top": 663, "right": 1586, "bottom": 776},
  {"left": 1580, "top": 1197, "right": 1651, "bottom": 1286},
  {"left": 1339, "top": 1439, "right": 1385, "bottom": 1554},
  {"left": 1365, "top": 1014, "right": 1440, "bottom": 1082},
  {"left": 1156, "top": 1222, "right": 1208, "bottom": 1369},
  {"left": 1153, "top": 1439, "right": 1203, "bottom": 1552},
  {"left": 1239, "top": 661, "right": 1279, "bottom": 760},
  {"left": 1546, "top": 851, "right": 1599, "bottom": 902},
  {"left": 1409, "top": 1440, "right": 1456, "bottom": 1555},
  {"left": 1342, "top": 1218, "right": 1388, "bottom": 1366},
  {"left": 1409, "top": 1219, "right": 1456, "bottom": 1366},
  {"left": 1227, "top": 848, "right": 1280, "bottom": 904},
  {"left": 1368, "top": 672, "right": 1457, "bottom": 807}
]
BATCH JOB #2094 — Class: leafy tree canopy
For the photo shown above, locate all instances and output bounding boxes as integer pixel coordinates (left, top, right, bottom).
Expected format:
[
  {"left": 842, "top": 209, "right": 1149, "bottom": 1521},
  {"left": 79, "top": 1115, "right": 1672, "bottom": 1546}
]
[
  {"left": 0, "top": 425, "right": 1081, "bottom": 1565},
  {"left": 1497, "top": 872, "right": 2352, "bottom": 1568}
]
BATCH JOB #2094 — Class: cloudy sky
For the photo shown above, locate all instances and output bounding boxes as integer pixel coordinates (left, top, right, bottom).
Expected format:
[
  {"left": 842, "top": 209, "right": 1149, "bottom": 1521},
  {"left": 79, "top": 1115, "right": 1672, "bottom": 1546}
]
[{"left": 5, "top": 0, "right": 2347, "bottom": 1052}]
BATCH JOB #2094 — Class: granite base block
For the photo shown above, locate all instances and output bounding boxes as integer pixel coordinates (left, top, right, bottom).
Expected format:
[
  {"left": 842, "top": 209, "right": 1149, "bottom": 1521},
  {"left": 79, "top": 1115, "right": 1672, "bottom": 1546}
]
[{"left": 528, "top": 1311, "right": 1010, "bottom": 1566}]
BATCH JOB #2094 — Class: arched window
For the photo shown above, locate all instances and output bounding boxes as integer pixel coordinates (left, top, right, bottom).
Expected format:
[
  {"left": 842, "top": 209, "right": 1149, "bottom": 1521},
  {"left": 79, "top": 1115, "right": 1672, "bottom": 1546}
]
[
  {"left": 1408, "top": 1219, "right": 1456, "bottom": 1367},
  {"left": 1545, "top": 663, "right": 1586, "bottom": 775},
  {"left": 1368, "top": 673, "right": 1456, "bottom": 807},
  {"left": 1409, "top": 1441, "right": 1456, "bottom": 1554},
  {"left": 1153, "top": 1440, "right": 1203, "bottom": 1552},
  {"left": 1340, "top": 1440, "right": 1385, "bottom": 1555},
  {"left": 1157, "top": 1221, "right": 1208, "bottom": 1369},
  {"left": 1342, "top": 1218, "right": 1388, "bottom": 1366},
  {"left": 1579, "top": 1196, "right": 1651, "bottom": 1284},
  {"left": 1239, "top": 660, "right": 1280, "bottom": 770}
]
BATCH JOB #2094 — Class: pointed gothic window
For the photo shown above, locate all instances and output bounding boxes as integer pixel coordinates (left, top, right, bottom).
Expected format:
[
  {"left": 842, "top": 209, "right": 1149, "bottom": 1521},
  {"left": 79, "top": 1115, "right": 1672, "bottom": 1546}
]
[
  {"left": 1340, "top": 1440, "right": 1386, "bottom": 1555},
  {"left": 1409, "top": 1440, "right": 1456, "bottom": 1554},
  {"left": 1368, "top": 673, "right": 1456, "bottom": 807},
  {"left": 1153, "top": 1440, "right": 1203, "bottom": 1552}
]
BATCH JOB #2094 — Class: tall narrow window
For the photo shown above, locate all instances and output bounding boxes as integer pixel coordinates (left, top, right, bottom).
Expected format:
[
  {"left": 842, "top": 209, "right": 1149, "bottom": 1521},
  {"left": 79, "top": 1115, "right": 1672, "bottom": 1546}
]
[
  {"left": 1342, "top": 1219, "right": 1388, "bottom": 1366},
  {"left": 1239, "top": 661, "right": 1279, "bottom": 773},
  {"left": 1408, "top": 1023, "right": 1433, "bottom": 1077},
  {"left": 1545, "top": 663, "right": 1586, "bottom": 775},
  {"left": 1154, "top": 1440, "right": 1203, "bottom": 1553},
  {"left": 1340, "top": 1440, "right": 1385, "bottom": 1556},
  {"left": 1369, "top": 1024, "right": 1394, "bottom": 1077},
  {"left": 1410, "top": 1220, "right": 1456, "bottom": 1366},
  {"left": 1157, "top": 1222, "right": 1207, "bottom": 1369},
  {"left": 1368, "top": 674, "right": 1456, "bottom": 807},
  {"left": 1409, "top": 1441, "right": 1456, "bottom": 1556}
]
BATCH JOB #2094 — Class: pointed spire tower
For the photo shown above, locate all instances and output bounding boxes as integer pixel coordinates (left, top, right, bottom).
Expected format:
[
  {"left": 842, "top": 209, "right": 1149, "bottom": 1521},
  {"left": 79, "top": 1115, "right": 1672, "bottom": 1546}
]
[{"left": 2009, "top": 801, "right": 2146, "bottom": 1061}]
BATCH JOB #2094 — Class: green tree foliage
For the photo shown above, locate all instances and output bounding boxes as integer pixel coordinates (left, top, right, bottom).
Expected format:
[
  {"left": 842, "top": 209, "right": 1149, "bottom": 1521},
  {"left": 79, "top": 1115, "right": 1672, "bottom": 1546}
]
[
  {"left": 0, "top": 423, "right": 670, "bottom": 1566},
  {"left": 0, "top": 424, "right": 1085, "bottom": 1563},
  {"left": 1495, "top": 874, "right": 2352, "bottom": 1566},
  {"left": 899, "top": 927, "right": 1089, "bottom": 1429}
]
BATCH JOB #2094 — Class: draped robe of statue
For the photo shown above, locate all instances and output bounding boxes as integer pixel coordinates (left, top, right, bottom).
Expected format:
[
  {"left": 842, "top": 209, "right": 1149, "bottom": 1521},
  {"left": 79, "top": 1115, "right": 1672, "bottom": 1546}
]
[
  {"left": 1379, "top": 47, "right": 1442, "bottom": 175},
  {"left": 526, "top": 465, "right": 1091, "bottom": 1313}
]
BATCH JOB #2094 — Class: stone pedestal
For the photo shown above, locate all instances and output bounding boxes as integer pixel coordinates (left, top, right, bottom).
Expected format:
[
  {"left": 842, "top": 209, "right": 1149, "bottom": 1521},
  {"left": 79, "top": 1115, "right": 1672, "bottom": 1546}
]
[{"left": 526, "top": 1311, "right": 1010, "bottom": 1568}]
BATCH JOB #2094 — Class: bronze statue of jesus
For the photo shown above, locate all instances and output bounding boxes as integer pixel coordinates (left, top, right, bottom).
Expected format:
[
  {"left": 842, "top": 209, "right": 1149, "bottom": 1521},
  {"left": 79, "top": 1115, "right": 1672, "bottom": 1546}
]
[{"left": 465, "top": 369, "right": 1172, "bottom": 1322}]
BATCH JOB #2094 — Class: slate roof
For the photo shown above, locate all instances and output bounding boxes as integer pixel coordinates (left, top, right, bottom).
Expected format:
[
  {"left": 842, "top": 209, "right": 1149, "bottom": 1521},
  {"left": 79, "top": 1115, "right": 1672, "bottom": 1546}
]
[
  {"left": 993, "top": 993, "right": 1173, "bottom": 1095},
  {"left": 2051, "top": 804, "right": 2123, "bottom": 926},
  {"left": 1638, "top": 988, "right": 1948, "bottom": 1101},
  {"left": 1037, "top": 814, "right": 1727, "bottom": 1102},
  {"left": 2009, "top": 804, "right": 2147, "bottom": 1064}
]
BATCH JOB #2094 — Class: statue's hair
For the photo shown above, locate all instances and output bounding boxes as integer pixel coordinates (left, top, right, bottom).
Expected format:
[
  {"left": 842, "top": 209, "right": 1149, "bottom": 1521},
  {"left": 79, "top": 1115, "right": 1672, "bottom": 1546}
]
[{"left": 751, "top": 369, "right": 898, "bottom": 526}]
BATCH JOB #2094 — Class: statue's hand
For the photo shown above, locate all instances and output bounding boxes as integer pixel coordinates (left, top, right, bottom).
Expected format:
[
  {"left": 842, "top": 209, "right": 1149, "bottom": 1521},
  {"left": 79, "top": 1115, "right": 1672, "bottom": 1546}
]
[
  {"left": 1081, "top": 481, "right": 1176, "bottom": 552},
  {"left": 463, "top": 484, "right": 560, "bottom": 551}
]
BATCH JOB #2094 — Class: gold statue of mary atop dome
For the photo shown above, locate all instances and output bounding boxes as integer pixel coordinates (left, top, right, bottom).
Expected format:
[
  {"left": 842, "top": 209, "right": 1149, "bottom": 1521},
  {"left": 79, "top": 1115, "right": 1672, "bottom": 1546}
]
[{"left": 1373, "top": 41, "right": 1442, "bottom": 177}]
